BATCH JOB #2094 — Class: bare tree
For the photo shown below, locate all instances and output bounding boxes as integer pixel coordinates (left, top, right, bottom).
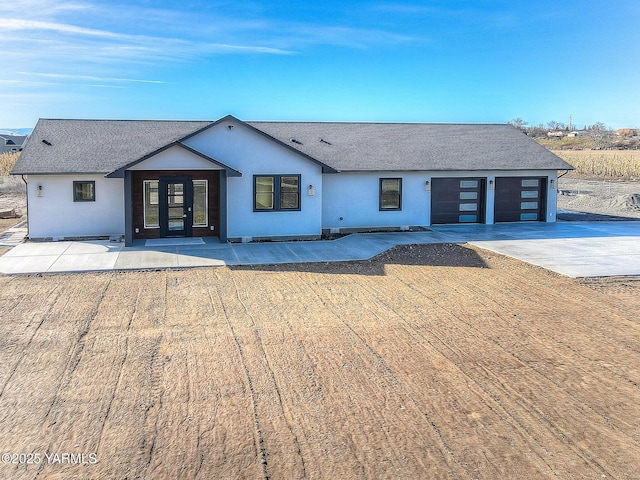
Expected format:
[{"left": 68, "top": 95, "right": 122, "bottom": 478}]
[
  {"left": 547, "top": 120, "right": 567, "bottom": 131},
  {"left": 507, "top": 118, "right": 528, "bottom": 130},
  {"left": 587, "top": 122, "right": 608, "bottom": 133}
]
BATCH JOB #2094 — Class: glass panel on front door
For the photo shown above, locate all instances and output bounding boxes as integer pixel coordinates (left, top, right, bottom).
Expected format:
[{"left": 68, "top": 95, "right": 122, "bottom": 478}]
[{"left": 167, "top": 183, "right": 185, "bottom": 231}]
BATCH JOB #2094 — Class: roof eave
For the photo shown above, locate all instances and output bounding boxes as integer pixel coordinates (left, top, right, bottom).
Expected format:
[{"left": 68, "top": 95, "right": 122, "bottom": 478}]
[
  {"left": 11, "top": 171, "right": 110, "bottom": 176},
  {"left": 332, "top": 166, "right": 575, "bottom": 173}
]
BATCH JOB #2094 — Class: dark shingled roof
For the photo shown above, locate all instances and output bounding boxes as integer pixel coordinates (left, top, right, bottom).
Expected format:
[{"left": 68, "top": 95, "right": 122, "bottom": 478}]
[
  {"left": 247, "top": 121, "right": 573, "bottom": 171},
  {"left": 12, "top": 119, "right": 210, "bottom": 174},
  {"left": 12, "top": 117, "right": 573, "bottom": 175}
]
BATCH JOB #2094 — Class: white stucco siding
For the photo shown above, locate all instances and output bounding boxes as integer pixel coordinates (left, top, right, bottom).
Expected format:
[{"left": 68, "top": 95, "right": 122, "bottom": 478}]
[
  {"left": 546, "top": 172, "right": 559, "bottom": 222},
  {"left": 322, "top": 172, "right": 430, "bottom": 230},
  {"left": 129, "top": 145, "right": 223, "bottom": 170},
  {"left": 26, "top": 175, "right": 124, "bottom": 238},
  {"left": 323, "top": 170, "right": 559, "bottom": 229},
  {"left": 184, "top": 120, "right": 324, "bottom": 239}
]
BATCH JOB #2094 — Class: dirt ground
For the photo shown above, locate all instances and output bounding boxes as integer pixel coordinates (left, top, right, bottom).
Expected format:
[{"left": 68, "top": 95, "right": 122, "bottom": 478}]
[
  {"left": 557, "top": 173, "right": 640, "bottom": 220},
  {"left": 0, "top": 176, "right": 27, "bottom": 251},
  {"left": 0, "top": 243, "right": 639, "bottom": 479}
]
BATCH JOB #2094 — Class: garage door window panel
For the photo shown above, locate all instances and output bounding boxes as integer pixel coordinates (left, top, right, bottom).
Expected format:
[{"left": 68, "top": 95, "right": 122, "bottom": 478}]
[{"left": 459, "top": 203, "right": 478, "bottom": 211}]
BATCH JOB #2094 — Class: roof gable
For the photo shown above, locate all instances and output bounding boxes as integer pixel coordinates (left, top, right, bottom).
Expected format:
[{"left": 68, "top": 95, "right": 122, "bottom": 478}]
[
  {"left": 182, "top": 115, "right": 338, "bottom": 173},
  {"left": 1, "top": 135, "right": 27, "bottom": 145},
  {"left": 106, "top": 142, "right": 242, "bottom": 178}
]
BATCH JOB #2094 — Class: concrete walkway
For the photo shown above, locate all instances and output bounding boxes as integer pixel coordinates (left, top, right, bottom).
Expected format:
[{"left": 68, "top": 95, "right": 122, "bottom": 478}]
[{"left": 0, "top": 221, "right": 639, "bottom": 277}]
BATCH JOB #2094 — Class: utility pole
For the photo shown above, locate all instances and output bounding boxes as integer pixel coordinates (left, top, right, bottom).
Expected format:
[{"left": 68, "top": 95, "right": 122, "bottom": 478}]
[{"left": 569, "top": 114, "right": 573, "bottom": 131}]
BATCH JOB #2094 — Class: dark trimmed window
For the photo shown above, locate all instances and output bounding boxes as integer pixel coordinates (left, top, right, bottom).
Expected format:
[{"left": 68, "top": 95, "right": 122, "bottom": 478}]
[
  {"left": 254, "top": 175, "right": 301, "bottom": 211},
  {"left": 379, "top": 178, "right": 402, "bottom": 210},
  {"left": 73, "top": 181, "right": 95, "bottom": 202}
]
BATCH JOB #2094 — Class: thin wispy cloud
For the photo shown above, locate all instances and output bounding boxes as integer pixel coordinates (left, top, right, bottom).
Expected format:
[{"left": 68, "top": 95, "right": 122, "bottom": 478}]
[
  {"left": 2, "top": 0, "right": 90, "bottom": 16},
  {"left": 0, "top": 5, "right": 299, "bottom": 85},
  {"left": 2, "top": 17, "right": 296, "bottom": 55},
  {"left": 279, "top": 24, "right": 417, "bottom": 49},
  {"left": 1, "top": 1, "right": 414, "bottom": 69},
  {"left": 19, "top": 72, "right": 170, "bottom": 84},
  {"left": 3, "top": 18, "right": 123, "bottom": 38}
]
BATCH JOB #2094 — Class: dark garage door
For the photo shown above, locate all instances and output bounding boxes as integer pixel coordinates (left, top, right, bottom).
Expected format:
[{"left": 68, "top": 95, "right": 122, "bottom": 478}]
[
  {"left": 431, "top": 177, "right": 486, "bottom": 224},
  {"left": 494, "top": 177, "right": 547, "bottom": 222}
]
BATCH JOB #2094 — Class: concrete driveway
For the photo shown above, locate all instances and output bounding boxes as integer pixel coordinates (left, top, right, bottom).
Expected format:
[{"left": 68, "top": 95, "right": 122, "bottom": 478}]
[
  {"left": 451, "top": 222, "right": 640, "bottom": 278},
  {"left": 1, "top": 221, "right": 639, "bottom": 277}
]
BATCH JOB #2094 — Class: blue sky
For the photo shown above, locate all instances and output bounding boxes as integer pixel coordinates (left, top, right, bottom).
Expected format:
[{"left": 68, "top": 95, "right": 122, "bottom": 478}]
[{"left": 1, "top": 0, "right": 639, "bottom": 129}]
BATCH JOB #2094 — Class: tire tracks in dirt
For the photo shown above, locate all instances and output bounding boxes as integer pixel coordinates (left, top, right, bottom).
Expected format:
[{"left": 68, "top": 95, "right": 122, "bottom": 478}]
[
  {"left": 229, "top": 274, "right": 311, "bottom": 479},
  {"left": 371, "top": 261, "right": 633, "bottom": 478},
  {"left": 285, "top": 270, "right": 470, "bottom": 478},
  {"left": 232, "top": 270, "right": 378, "bottom": 479},
  {"left": 213, "top": 273, "right": 271, "bottom": 480},
  {"left": 94, "top": 276, "right": 142, "bottom": 454},
  {"left": 403, "top": 268, "right": 617, "bottom": 477},
  {"left": 0, "top": 279, "right": 63, "bottom": 400},
  {"left": 453, "top": 259, "right": 640, "bottom": 416},
  {"left": 314, "top": 270, "right": 550, "bottom": 478},
  {"left": 1, "top": 248, "right": 639, "bottom": 479},
  {"left": 468, "top": 253, "right": 640, "bottom": 376},
  {"left": 40, "top": 276, "right": 113, "bottom": 426}
]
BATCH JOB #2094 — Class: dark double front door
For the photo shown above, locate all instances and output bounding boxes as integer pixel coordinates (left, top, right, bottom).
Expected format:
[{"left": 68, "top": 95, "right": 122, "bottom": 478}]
[{"left": 159, "top": 177, "right": 193, "bottom": 237}]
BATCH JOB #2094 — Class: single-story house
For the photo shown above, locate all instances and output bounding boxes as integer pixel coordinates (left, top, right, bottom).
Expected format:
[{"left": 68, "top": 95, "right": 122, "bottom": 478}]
[
  {"left": 1, "top": 135, "right": 28, "bottom": 154},
  {"left": 12, "top": 114, "right": 573, "bottom": 246}
]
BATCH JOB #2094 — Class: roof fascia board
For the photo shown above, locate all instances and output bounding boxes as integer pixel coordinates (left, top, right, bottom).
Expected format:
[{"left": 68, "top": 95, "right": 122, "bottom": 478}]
[
  {"left": 11, "top": 171, "right": 111, "bottom": 176},
  {"left": 182, "top": 114, "right": 339, "bottom": 174},
  {"left": 332, "top": 167, "right": 574, "bottom": 173}
]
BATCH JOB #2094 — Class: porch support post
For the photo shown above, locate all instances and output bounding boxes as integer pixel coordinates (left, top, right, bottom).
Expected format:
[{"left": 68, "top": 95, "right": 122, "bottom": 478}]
[
  {"left": 124, "top": 170, "right": 133, "bottom": 246},
  {"left": 219, "top": 170, "right": 228, "bottom": 243}
]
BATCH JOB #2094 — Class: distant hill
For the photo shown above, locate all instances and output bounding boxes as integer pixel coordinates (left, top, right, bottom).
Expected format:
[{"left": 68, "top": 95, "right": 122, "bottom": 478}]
[{"left": 0, "top": 128, "right": 32, "bottom": 136}]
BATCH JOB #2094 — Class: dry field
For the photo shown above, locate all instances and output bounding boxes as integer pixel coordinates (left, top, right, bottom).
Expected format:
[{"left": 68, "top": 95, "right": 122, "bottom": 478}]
[
  {"left": 0, "top": 244, "right": 639, "bottom": 479},
  {"left": 554, "top": 149, "right": 640, "bottom": 178},
  {"left": 0, "top": 153, "right": 20, "bottom": 177}
]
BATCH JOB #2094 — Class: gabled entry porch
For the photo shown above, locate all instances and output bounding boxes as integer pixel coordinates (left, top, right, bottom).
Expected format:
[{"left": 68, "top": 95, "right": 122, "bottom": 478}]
[{"left": 124, "top": 169, "right": 227, "bottom": 246}]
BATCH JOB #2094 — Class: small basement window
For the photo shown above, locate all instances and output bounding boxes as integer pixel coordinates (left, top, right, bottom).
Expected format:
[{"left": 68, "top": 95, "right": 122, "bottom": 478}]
[{"left": 73, "top": 181, "right": 95, "bottom": 202}]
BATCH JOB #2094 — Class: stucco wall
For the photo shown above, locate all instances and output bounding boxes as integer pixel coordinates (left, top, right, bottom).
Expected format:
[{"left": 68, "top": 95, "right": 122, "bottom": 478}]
[
  {"left": 184, "top": 120, "right": 324, "bottom": 239},
  {"left": 322, "top": 172, "right": 430, "bottom": 230},
  {"left": 26, "top": 175, "right": 124, "bottom": 238},
  {"left": 130, "top": 145, "right": 224, "bottom": 171},
  {"left": 322, "top": 170, "right": 559, "bottom": 230}
]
